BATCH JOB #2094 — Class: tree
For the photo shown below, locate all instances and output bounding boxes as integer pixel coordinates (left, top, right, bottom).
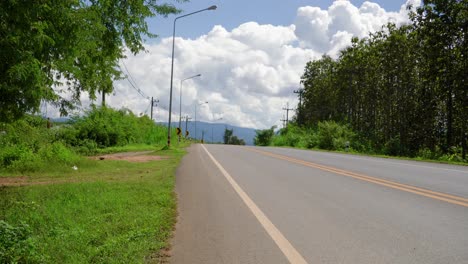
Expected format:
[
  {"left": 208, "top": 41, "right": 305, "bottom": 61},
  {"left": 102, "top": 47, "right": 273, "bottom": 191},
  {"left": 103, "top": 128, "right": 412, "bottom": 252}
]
[
  {"left": 223, "top": 128, "right": 233, "bottom": 144},
  {"left": 0, "top": 0, "right": 183, "bottom": 122},
  {"left": 230, "top": 136, "right": 245, "bottom": 146},
  {"left": 254, "top": 126, "right": 276, "bottom": 146},
  {"left": 298, "top": 0, "right": 467, "bottom": 160},
  {"left": 223, "top": 128, "right": 246, "bottom": 145},
  {"left": 411, "top": 0, "right": 468, "bottom": 157}
]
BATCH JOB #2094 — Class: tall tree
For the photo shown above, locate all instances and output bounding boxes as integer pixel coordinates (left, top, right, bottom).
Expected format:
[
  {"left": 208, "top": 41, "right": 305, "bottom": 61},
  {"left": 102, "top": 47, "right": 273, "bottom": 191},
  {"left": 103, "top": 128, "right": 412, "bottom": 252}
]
[
  {"left": 411, "top": 0, "right": 468, "bottom": 155},
  {"left": 0, "top": 0, "right": 182, "bottom": 122},
  {"left": 298, "top": 0, "right": 467, "bottom": 159}
]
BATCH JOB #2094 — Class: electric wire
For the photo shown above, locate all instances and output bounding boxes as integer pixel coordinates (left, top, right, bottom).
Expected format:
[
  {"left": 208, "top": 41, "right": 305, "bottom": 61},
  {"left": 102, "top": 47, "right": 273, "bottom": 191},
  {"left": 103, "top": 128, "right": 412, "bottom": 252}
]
[{"left": 119, "top": 60, "right": 150, "bottom": 100}]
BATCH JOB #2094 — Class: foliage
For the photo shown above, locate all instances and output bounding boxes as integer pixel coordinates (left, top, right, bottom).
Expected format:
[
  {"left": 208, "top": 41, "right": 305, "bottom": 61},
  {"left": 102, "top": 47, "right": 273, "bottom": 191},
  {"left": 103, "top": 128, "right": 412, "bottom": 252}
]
[
  {"left": 0, "top": 0, "right": 183, "bottom": 122},
  {"left": 254, "top": 126, "right": 276, "bottom": 146},
  {"left": 223, "top": 128, "right": 233, "bottom": 144},
  {"left": 0, "top": 107, "right": 175, "bottom": 172},
  {"left": 0, "top": 220, "right": 44, "bottom": 263},
  {"left": 316, "top": 121, "right": 355, "bottom": 150},
  {"left": 58, "top": 106, "right": 173, "bottom": 154},
  {"left": 0, "top": 115, "right": 80, "bottom": 172},
  {"left": 271, "top": 122, "right": 356, "bottom": 151},
  {"left": 69, "top": 107, "right": 157, "bottom": 147},
  {"left": 223, "top": 128, "right": 246, "bottom": 145},
  {"left": 230, "top": 136, "right": 246, "bottom": 146},
  {"left": 296, "top": 0, "right": 467, "bottom": 161}
]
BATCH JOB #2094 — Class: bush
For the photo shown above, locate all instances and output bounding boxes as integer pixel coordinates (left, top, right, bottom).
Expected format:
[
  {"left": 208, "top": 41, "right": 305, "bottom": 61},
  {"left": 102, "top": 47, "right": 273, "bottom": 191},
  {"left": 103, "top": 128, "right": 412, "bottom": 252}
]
[
  {"left": 0, "top": 115, "right": 80, "bottom": 172},
  {"left": 270, "top": 122, "right": 357, "bottom": 151},
  {"left": 64, "top": 106, "right": 169, "bottom": 150},
  {"left": 38, "top": 142, "right": 79, "bottom": 164},
  {"left": 0, "top": 220, "right": 44, "bottom": 263},
  {"left": 254, "top": 126, "right": 276, "bottom": 146},
  {"left": 317, "top": 121, "right": 355, "bottom": 150},
  {"left": 383, "top": 136, "right": 403, "bottom": 156},
  {"left": 416, "top": 148, "right": 438, "bottom": 160}
]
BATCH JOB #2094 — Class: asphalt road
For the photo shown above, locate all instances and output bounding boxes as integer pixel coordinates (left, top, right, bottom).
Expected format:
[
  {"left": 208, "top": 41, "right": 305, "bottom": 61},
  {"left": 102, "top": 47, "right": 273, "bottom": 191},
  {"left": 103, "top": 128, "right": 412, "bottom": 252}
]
[{"left": 170, "top": 144, "right": 468, "bottom": 264}]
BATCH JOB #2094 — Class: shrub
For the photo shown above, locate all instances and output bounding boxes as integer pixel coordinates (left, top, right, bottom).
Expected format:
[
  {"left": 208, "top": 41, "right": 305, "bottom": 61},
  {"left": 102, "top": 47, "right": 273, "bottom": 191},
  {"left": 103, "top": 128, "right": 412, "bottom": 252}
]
[
  {"left": 254, "top": 126, "right": 276, "bottom": 146},
  {"left": 65, "top": 106, "right": 169, "bottom": 150},
  {"left": 317, "top": 121, "right": 355, "bottom": 150},
  {"left": 0, "top": 115, "right": 80, "bottom": 172},
  {"left": 38, "top": 142, "right": 79, "bottom": 164},
  {"left": 0, "top": 220, "right": 44, "bottom": 263}
]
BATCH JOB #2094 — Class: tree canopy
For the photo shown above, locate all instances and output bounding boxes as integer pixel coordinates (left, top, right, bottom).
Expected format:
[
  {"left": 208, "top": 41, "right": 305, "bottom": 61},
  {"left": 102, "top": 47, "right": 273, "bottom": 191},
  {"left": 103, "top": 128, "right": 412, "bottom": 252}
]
[
  {"left": 223, "top": 128, "right": 245, "bottom": 145},
  {"left": 0, "top": 0, "right": 183, "bottom": 122},
  {"left": 254, "top": 126, "right": 276, "bottom": 146},
  {"left": 297, "top": 0, "right": 467, "bottom": 159}
]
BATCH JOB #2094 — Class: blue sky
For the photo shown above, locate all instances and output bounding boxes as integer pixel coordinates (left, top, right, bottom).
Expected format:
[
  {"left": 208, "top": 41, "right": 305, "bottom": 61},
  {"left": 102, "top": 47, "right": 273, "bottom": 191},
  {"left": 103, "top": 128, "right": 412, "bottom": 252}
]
[{"left": 148, "top": 0, "right": 406, "bottom": 41}]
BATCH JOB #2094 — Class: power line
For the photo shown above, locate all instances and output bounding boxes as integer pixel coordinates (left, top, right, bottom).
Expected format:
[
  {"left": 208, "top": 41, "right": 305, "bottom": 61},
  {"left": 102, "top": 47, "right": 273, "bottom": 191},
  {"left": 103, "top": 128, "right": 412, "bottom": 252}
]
[
  {"left": 119, "top": 61, "right": 150, "bottom": 100},
  {"left": 122, "top": 60, "right": 140, "bottom": 91}
]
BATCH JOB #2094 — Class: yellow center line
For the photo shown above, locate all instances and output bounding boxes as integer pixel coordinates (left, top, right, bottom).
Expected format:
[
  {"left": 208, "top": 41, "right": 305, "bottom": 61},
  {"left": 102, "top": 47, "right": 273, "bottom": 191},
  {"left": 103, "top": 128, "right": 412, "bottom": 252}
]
[{"left": 249, "top": 148, "right": 468, "bottom": 208}]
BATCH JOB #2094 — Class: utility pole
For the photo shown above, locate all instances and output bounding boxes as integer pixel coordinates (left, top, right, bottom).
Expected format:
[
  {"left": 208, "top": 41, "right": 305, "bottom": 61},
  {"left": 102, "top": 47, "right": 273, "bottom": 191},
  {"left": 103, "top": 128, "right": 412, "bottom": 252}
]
[
  {"left": 293, "top": 89, "right": 304, "bottom": 107},
  {"left": 185, "top": 115, "right": 192, "bottom": 138},
  {"left": 280, "top": 115, "right": 287, "bottom": 128},
  {"left": 150, "top": 97, "right": 159, "bottom": 121},
  {"left": 282, "top": 102, "right": 293, "bottom": 126},
  {"left": 293, "top": 88, "right": 304, "bottom": 125}
]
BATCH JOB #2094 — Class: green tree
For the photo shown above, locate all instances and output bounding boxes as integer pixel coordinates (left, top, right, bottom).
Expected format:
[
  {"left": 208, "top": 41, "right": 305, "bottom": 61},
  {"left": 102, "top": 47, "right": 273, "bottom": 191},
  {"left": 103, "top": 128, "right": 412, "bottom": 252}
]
[
  {"left": 297, "top": 0, "right": 467, "bottom": 160},
  {"left": 254, "top": 126, "right": 276, "bottom": 146},
  {"left": 223, "top": 128, "right": 233, "bottom": 144},
  {"left": 230, "top": 136, "right": 245, "bottom": 146},
  {"left": 0, "top": 0, "right": 182, "bottom": 122},
  {"left": 411, "top": 0, "right": 468, "bottom": 157},
  {"left": 301, "top": 55, "right": 338, "bottom": 126}
]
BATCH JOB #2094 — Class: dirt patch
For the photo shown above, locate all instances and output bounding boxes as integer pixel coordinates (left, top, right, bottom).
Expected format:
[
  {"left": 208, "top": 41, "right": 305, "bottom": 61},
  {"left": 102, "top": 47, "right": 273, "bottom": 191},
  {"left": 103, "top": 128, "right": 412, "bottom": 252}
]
[
  {"left": 1, "top": 151, "right": 167, "bottom": 187},
  {"left": 0, "top": 178, "right": 84, "bottom": 187},
  {"left": 90, "top": 151, "right": 168, "bottom": 162},
  {"left": 0, "top": 176, "right": 29, "bottom": 187}
]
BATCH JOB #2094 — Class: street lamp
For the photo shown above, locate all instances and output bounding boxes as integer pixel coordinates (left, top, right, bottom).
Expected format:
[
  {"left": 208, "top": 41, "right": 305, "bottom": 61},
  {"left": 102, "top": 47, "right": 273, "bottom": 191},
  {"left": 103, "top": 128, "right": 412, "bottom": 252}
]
[
  {"left": 179, "top": 74, "right": 201, "bottom": 139},
  {"left": 167, "top": 5, "right": 217, "bottom": 147},
  {"left": 195, "top": 101, "right": 208, "bottom": 140}
]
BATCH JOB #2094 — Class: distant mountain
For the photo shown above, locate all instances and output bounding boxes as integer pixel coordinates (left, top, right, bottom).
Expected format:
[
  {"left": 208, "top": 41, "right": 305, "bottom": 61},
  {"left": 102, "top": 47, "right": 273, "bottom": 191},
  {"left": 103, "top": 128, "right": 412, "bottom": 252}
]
[{"left": 158, "top": 121, "right": 257, "bottom": 145}]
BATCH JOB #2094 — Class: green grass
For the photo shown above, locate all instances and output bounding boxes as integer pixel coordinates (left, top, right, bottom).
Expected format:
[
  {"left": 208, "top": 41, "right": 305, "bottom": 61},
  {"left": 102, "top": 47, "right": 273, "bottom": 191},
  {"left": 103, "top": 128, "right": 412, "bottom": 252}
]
[{"left": 0, "top": 143, "right": 189, "bottom": 263}]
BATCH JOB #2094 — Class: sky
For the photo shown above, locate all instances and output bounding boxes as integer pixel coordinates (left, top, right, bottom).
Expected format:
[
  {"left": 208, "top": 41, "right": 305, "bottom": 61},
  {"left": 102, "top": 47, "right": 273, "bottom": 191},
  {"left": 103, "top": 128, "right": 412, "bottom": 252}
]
[{"left": 48, "top": 0, "right": 420, "bottom": 130}]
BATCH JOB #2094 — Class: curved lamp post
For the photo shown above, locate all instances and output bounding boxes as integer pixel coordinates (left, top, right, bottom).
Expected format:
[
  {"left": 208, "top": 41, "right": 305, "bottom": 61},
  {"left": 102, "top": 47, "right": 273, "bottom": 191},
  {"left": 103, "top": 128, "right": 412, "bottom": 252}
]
[
  {"left": 195, "top": 101, "right": 208, "bottom": 140},
  {"left": 179, "top": 74, "right": 201, "bottom": 142},
  {"left": 167, "top": 5, "right": 217, "bottom": 147}
]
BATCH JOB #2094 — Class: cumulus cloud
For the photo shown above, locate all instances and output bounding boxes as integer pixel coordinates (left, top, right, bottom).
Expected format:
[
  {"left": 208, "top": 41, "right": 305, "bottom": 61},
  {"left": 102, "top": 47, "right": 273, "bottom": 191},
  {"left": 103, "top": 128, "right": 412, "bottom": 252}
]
[
  {"left": 47, "top": 0, "right": 419, "bottom": 130},
  {"left": 294, "top": 0, "right": 420, "bottom": 56}
]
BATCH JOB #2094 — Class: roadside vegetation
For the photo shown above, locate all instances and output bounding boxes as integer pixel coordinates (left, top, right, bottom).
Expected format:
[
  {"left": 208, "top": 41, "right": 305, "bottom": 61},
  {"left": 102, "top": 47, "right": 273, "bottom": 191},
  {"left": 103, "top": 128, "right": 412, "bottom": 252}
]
[
  {"left": 0, "top": 1, "right": 187, "bottom": 263},
  {"left": 255, "top": 2, "right": 467, "bottom": 164},
  {"left": 255, "top": 122, "right": 466, "bottom": 164},
  {"left": 0, "top": 107, "right": 185, "bottom": 263},
  {"left": 223, "top": 128, "right": 246, "bottom": 145}
]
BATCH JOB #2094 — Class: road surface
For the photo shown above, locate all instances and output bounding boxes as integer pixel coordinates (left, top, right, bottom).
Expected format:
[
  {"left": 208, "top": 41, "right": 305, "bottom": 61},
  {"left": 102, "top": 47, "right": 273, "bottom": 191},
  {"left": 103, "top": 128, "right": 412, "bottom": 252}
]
[{"left": 170, "top": 144, "right": 468, "bottom": 264}]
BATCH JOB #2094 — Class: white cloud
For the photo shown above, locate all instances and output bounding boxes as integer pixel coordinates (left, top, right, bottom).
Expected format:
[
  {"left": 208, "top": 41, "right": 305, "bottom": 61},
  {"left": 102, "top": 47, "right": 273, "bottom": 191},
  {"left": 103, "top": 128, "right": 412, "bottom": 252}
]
[
  {"left": 46, "top": 0, "right": 419, "bottom": 131},
  {"left": 294, "top": 0, "right": 419, "bottom": 54}
]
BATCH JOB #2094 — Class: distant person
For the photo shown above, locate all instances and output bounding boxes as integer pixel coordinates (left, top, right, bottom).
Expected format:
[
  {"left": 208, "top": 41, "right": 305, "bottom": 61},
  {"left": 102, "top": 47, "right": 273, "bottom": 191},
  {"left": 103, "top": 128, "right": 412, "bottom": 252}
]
[{"left": 47, "top": 117, "right": 52, "bottom": 129}]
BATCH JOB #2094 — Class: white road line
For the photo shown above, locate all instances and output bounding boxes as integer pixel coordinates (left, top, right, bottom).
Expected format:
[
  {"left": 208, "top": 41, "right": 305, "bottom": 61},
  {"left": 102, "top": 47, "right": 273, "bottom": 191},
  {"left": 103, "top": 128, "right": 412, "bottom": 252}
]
[{"left": 201, "top": 144, "right": 308, "bottom": 264}]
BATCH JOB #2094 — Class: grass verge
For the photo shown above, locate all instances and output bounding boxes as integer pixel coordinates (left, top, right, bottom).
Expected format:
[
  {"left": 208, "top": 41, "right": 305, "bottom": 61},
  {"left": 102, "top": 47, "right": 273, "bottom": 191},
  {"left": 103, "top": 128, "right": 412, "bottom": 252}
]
[{"left": 0, "top": 143, "right": 188, "bottom": 263}]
